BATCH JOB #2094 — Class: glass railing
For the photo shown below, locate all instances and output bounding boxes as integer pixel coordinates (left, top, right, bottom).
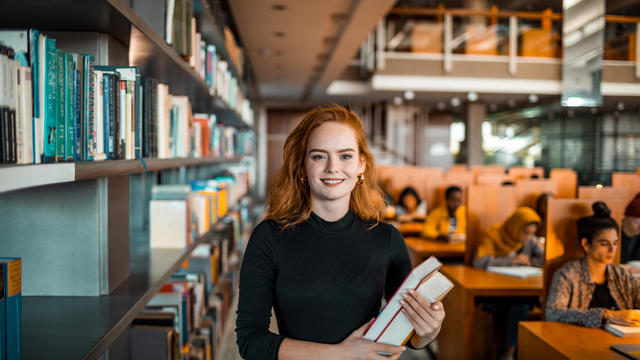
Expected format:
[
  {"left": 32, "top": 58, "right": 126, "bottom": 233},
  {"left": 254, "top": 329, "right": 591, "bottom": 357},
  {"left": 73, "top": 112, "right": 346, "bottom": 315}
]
[{"left": 380, "top": 7, "right": 639, "bottom": 62}]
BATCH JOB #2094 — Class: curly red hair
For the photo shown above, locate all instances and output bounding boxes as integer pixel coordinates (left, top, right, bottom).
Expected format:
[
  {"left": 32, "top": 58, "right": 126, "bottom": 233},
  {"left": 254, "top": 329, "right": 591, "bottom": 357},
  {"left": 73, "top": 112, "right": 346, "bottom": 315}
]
[{"left": 265, "top": 105, "right": 385, "bottom": 230}]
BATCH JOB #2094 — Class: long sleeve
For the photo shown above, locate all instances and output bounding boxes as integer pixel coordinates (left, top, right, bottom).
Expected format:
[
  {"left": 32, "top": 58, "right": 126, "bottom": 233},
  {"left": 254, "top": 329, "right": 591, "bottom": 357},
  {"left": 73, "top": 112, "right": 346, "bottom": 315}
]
[
  {"left": 421, "top": 207, "right": 445, "bottom": 239},
  {"left": 473, "top": 253, "right": 515, "bottom": 269},
  {"left": 545, "top": 267, "right": 604, "bottom": 328},
  {"left": 523, "top": 237, "right": 544, "bottom": 268},
  {"left": 385, "top": 226, "right": 413, "bottom": 302},
  {"left": 235, "top": 222, "right": 285, "bottom": 359}
]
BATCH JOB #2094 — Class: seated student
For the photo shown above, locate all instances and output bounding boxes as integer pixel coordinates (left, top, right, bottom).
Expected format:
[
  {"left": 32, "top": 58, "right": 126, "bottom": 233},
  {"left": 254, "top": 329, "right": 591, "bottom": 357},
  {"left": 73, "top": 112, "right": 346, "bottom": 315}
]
[
  {"left": 421, "top": 185, "right": 466, "bottom": 241},
  {"left": 535, "top": 193, "right": 554, "bottom": 239},
  {"left": 395, "top": 186, "right": 427, "bottom": 222},
  {"left": 473, "top": 206, "right": 543, "bottom": 269},
  {"left": 621, "top": 193, "right": 640, "bottom": 263},
  {"left": 546, "top": 201, "right": 640, "bottom": 328}
]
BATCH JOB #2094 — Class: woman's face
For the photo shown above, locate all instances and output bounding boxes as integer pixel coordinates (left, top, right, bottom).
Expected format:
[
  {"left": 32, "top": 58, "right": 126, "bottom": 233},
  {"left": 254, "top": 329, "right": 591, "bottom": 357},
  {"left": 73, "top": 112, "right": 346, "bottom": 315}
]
[
  {"left": 304, "top": 122, "right": 365, "bottom": 206},
  {"left": 402, "top": 194, "right": 418, "bottom": 213},
  {"left": 519, "top": 223, "right": 538, "bottom": 243},
  {"left": 582, "top": 228, "right": 619, "bottom": 265}
]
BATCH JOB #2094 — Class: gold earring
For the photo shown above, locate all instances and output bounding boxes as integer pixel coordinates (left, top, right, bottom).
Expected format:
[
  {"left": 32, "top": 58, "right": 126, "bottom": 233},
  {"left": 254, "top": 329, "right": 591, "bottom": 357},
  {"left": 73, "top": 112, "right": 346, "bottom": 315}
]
[
  {"left": 357, "top": 173, "right": 365, "bottom": 184},
  {"left": 299, "top": 176, "right": 306, "bottom": 184}
]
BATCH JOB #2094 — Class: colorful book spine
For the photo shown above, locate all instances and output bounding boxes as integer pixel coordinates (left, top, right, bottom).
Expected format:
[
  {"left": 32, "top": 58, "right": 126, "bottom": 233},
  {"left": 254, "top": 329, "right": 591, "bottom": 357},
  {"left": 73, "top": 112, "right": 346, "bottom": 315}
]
[
  {"left": 65, "top": 54, "right": 74, "bottom": 161},
  {"left": 43, "top": 37, "right": 56, "bottom": 163},
  {"left": 29, "top": 29, "right": 39, "bottom": 164},
  {"left": 83, "top": 55, "right": 96, "bottom": 161},
  {"left": 55, "top": 49, "right": 65, "bottom": 161},
  {"left": 103, "top": 73, "right": 111, "bottom": 160},
  {"left": 73, "top": 54, "right": 82, "bottom": 162},
  {"left": 0, "top": 258, "right": 22, "bottom": 360}
]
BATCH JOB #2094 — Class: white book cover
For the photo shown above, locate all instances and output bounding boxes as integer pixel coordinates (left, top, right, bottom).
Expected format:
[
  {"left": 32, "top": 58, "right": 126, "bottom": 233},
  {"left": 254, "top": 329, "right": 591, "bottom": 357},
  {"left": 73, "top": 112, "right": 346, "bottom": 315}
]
[
  {"left": 165, "top": 0, "right": 175, "bottom": 45},
  {"left": 150, "top": 199, "right": 188, "bottom": 249},
  {"left": 374, "top": 272, "right": 454, "bottom": 346},
  {"left": 18, "top": 66, "right": 33, "bottom": 164},
  {"left": 486, "top": 266, "right": 542, "bottom": 278},
  {"left": 604, "top": 323, "right": 640, "bottom": 338},
  {"left": 364, "top": 256, "right": 443, "bottom": 343},
  {"left": 156, "top": 83, "right": 167, "bottom": 158},
  {"left": 94, "top": 71, "right": 105, "bottom": 160}
]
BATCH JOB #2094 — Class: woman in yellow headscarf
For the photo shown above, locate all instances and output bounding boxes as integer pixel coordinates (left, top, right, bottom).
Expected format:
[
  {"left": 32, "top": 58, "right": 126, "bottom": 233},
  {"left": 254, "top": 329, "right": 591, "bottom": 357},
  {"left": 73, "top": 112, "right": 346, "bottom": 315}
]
[
  {"left": 474, "top": 206, "right": 543, "bottom": 269},
  {"left": 474, "top": 207, "right": 543, "bottom": 360}
]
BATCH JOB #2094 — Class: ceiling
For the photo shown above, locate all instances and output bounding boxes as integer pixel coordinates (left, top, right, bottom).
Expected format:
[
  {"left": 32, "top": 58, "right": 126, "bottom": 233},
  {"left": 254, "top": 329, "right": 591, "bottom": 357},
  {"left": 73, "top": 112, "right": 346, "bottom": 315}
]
[{"left": 228, "top": 0, "right": 396, "bottom": 102}]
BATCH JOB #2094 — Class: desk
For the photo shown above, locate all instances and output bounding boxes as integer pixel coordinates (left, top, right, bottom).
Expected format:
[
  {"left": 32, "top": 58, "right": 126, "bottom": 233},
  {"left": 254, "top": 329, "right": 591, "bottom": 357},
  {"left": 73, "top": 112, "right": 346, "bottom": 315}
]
[
  {"left": 396, "top": 222, "right": 424, "bottom": 237},
  {"left": 438, "top": 265, "right": 543, "bottom": 360},
  {"left": 404, "top": 237, "right": 465, "bottom": 266},
  {"left": 518, "top": 321, "right": 639, "bottom": 360}
]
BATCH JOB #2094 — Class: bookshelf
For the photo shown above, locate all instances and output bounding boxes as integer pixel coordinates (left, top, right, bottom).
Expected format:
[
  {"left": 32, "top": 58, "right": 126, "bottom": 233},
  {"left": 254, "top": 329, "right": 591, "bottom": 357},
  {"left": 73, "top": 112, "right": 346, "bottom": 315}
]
[
  {"left": 0, "top": 0, "right": 257, "bottom": 359},
  {"left": 0, "top": 0, "right": 252, "bottom": 127}
]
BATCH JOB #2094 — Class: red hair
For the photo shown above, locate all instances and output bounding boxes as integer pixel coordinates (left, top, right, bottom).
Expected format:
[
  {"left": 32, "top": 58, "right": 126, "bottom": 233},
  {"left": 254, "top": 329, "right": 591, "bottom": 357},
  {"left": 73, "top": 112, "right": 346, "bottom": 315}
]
[{"left": 265, "top": 105, "right": 385, "bottom": 230}]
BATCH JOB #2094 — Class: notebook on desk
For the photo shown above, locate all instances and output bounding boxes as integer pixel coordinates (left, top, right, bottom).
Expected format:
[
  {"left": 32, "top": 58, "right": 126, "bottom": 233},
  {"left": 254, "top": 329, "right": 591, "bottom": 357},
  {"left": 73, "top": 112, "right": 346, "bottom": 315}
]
[
  {"left": 605, "top": 323, "right": 640, "bottom": 338},
  {"left": 486, "top": 265, "right": 542, "bottom": 278},
  {"left": 611, "top": 344, "right": 640, "bottom": 359}
]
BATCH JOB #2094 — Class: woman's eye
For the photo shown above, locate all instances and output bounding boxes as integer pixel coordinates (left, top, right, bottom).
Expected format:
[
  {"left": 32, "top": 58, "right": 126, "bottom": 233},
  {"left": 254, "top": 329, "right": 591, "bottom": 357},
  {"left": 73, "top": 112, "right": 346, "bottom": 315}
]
[
  {"left": 341, "top": 154, "right": 352, "bottom": 160},
  {"left": 311, "top": 154, "right": 326, "bottom": 160}
]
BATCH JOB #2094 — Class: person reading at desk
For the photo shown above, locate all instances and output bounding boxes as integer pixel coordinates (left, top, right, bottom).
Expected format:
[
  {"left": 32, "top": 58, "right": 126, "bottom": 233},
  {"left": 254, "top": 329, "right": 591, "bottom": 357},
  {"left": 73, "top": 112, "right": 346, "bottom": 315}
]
[
  {"left": 546, "top": 201, "right": 640, "bottom": 328},
  {"left": 473, "top": 206, "right": 543, "bottom": 360},
  {"left": 621, "top": 193, "right": 640, "bottom": 264},
  {"left": 421, "top": 185, "right": 466, "bottom": 242},
  {"left": 236, "top": 105, "right": 445, "bottom": 360},
  {"left": 395, "top": 186, "right": 427, "bottom": 223}
]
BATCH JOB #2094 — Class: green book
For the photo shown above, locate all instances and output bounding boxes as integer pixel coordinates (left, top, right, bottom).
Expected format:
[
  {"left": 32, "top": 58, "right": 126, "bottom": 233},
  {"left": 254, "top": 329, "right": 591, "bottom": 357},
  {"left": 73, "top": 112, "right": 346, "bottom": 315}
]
[
  {"left": 55, "top": 49, "right": 65, "bottom": 161},
  {"left": 43, "top": 37, "right": 56, "bottom": 162}
]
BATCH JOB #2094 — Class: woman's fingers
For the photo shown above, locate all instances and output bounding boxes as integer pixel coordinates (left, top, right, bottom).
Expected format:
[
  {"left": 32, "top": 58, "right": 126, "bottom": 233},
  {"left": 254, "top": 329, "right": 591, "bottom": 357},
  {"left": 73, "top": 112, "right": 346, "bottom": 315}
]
[
  {"left": 372, "top": 343, "right": 405, "bottom": 358},
  {"left": 402, "top": 290, "right": 441, "bottom": 330}
]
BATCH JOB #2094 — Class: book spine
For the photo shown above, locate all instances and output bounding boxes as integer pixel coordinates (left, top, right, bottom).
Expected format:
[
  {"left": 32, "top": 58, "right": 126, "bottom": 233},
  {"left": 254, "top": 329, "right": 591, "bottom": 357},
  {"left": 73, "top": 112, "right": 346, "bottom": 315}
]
[
  {"left": 135, "top": 73, "right": 142, "bottom": 159},
  {"left": 0, "top": 263, "right": 5, "bottom": 360},
  {"left": 110, "top": 74, "right": 118, "bottom": 160},
  {"left": 142, "top": 77, "right": 150, "bottom": 158},
  {"left": 85, "top": 55, "right": 96, "bottom": 161},
  {"left": 74, "top": 57, "right": 82, "bottom": 162},
  {"left": 55, "top": 50, "right": 64, "bottom": 161},
  {"left": 19, "top": 66, "right": 33, "bottom": 164},
  {"left": 103, "top": 73, "right": 111, "bottom": 160},
  {"left": 65, "top": 54, "right": 74, "bottom": 161},
  {"left": 8, "top": 107, "right": 16, "bottom": 163},
  {"left": 1, "top": 258, "right": 22, "bottom": 360},
  {"left": 119, "top": 80, "right": 125, "bottom": 160},
  {"left": 150, "top": 78, "right": 157, "bottom": 158},
  {"left": 43, "top": 37, "right": 56, "bottom": 163}
]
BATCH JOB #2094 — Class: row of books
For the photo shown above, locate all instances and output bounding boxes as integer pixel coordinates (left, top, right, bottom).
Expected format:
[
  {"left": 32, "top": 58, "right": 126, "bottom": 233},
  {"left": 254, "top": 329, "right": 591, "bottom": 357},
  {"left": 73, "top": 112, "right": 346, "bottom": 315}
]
[
  {"left": 131, "top": 0, "right": 253, "bottom": 125},
  {"left": 150, "top": 170, "right": 250, "bottom": 250},
  {"left": 1, "top": 257, "right": 21, "bottom": 360},
  {"left": 0, "top": 30, "right": 254, "bottom": 164}
]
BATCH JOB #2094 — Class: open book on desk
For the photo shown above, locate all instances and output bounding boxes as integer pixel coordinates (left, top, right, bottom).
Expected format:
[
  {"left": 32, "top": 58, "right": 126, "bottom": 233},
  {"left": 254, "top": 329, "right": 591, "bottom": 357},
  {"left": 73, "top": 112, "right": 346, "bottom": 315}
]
[
  {"left": 486, "top": 265, "right": 542, "bottom": 278},
  {"left": 364, "top": 256, "right": 453, "bottom": 346},
  {"left": 605, "top": 323, "right": 640, "bottom": 338}
]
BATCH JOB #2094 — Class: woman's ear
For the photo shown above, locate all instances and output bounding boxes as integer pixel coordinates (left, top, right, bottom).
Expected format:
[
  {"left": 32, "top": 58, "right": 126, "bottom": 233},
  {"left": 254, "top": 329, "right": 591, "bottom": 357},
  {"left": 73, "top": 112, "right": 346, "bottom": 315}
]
[
  {"left": 580, "top": 237, "right": 590, "bottom": 253},
  {"left": 358, "top": 156, "right": 366, "bottom": 175}
]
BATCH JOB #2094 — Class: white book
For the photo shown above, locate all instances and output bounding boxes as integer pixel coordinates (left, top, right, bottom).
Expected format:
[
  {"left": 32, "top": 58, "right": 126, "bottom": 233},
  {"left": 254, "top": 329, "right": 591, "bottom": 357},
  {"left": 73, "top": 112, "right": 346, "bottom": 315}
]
[
  {"left": 487, "top": 265, "right": 542, "bottom": 278},
  {"left": 150, "top": 199, "right": 188, "bottom": 249},
  {"left": 627, "top": 261, "right": 640, "bottom": 269},
  {"left": 94, "top": 71, "right": 105, "bottom": 161},
  {"left": 604, "top": 323, "right": 640, "bottom": 338},
  {"left": 364, "top": 256, "right": 445, "bottom": 344},
  {"left": 165, "top": 0, "right": 175, "bottom": 45},
  {"left": 18, "top": 66, "right": 33, "bottom": 164}
]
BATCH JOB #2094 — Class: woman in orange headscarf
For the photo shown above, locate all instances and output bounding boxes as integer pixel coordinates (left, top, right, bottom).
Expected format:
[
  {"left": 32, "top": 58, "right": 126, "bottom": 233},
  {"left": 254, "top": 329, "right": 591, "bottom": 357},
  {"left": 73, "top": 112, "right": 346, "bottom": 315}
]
[{"left": 474, "top": 206, "right": 543, "bottom": 270}]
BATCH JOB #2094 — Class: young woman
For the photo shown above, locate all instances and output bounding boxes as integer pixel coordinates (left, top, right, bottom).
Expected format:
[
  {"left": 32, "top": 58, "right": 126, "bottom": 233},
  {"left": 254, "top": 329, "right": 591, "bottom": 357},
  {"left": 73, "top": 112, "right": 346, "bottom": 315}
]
[
  {"left": 546, "top": 201, "right": 640, "bottom": 328},
  {"left": 473, "top": 206, "right": 543, "bottom": 270},
  {"left": 395, "top": 186, "right": 427, "bottom": 223},
  {"left": 621, "top": 193, "right": 640, "bottom": 263},
  {"left": 421, "top": 185, "right": 466, "bottom": 242},
  {"left": 236, "top": 106, "right": 446, "bottom": 360}
]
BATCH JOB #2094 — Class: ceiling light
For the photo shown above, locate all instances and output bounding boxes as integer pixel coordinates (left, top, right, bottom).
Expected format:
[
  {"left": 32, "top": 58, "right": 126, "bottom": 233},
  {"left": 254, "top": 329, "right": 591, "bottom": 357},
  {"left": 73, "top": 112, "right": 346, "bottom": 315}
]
[
  {"left": 393, "top": 96, "right": 403, "bottom": 106},
  {"left": 271, "top": 4, "right": 287, "bottom": 10},
  {"left": 450, "top": 97, "right": 461, "bottom": 107},
  {"left": 617, "top": 102, "right": 625, "bottom": 111},
  {"left": 528, "top": 94, "right": 538, "bottom": 103},
  {"left": 436, "top": 102, "right": 446, "bottom": 111},
  {"left": 404, "top": 90, "right": 415, "bottom": 101},
  {"left": 274, "top": 31, "right": 285, "bottom": 38},
  {"left": 467, "top": 92, "right": 478, "bottom": 102}
]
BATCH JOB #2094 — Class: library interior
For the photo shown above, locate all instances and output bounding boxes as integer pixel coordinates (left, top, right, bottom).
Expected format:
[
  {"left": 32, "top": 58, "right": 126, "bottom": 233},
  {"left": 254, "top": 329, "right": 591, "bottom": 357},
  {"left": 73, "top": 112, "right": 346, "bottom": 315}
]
[{"left": 1, "top": 0, "right": 640, "bottom": 359}]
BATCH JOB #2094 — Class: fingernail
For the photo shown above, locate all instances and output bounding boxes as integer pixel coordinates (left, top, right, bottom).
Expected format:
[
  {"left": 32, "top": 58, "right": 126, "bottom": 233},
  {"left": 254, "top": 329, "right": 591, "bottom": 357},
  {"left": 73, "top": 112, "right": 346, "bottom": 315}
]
[
  {"left": 402, "top": 292, "right": 408, "bottom": 299},
  {"left": 408, "top": 288, "right": 415, "bottom": 294},
  {"left": 400, "top": 300, "right": 405, "bottom": 306}
]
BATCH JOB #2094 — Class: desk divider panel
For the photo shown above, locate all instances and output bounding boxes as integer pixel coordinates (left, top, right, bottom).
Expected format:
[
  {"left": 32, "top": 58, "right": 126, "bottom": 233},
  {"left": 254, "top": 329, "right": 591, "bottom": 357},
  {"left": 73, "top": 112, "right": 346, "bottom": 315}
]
[
  {"left": 515, "top": 179, "right": 557, "bottom": 208},
  {"left": 549, "top": 168, "right": 577, "bottom": 199},
  {"left": 611, "top": 172, "right": 640, "bottom": 204},
  {"left": 578, "top": 186, "right": 629, "bottom": 202},
  {"left": 466, "top": 185, "right": 517, "bottom": 265}
]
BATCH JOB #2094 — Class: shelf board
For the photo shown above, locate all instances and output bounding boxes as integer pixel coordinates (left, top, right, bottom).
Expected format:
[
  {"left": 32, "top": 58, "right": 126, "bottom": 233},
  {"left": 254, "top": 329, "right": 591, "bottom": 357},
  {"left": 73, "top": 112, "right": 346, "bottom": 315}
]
[
  {"left": 0, "top": 156, "right": 245, "bottom": 193},
  {"left": 0, "top": 0, "right": 251, "bottom": 128},
  {"left": 22, "top": 226, "right": 227, "bottom": 360}
]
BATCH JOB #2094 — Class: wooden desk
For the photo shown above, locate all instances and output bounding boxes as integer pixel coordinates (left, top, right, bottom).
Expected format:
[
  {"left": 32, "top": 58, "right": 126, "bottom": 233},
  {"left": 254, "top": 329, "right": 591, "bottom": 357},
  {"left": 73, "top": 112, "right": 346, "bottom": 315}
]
[
  {"left": 396, "top": 222, "right": 424, "bottom": 237},
  {"left": 439, "top": 265, "right": 543, "bottom": 360},
  {"left": 519, "top": 321, "right": 639, "bottom": 360},
  {"left": 404, "top": 237, "right": 465, "bottom": 266}
]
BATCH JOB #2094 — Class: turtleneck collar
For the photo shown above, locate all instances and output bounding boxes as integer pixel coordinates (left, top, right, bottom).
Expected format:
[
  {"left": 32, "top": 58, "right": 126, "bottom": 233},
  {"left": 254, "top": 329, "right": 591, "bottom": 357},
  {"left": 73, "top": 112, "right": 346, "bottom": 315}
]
[{"left": 307, "top": 209, "right": 355, "bottom": 233}]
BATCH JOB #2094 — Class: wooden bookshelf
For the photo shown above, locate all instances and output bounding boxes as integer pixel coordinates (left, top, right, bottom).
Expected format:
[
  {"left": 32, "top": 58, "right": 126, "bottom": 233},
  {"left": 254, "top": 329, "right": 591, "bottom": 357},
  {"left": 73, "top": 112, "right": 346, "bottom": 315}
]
[
  {"left": 0, "top": 156, "right": 245, "bottom": 193},
  {"left": 0, "top": 0, "right": 252, "bottom": 128},
  {"left": 22, "top": 224, "right": 228, "bottom": 360}
]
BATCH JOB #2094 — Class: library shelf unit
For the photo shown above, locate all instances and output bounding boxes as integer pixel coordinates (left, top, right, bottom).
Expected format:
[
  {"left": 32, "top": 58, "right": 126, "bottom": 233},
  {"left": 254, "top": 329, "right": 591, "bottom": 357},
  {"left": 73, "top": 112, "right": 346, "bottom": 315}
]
[
  {"left": 0, "top": 0, "right": 253, "bottom": 128},
  {"left": 22, "top": 226, "right": 225, "bottom": 360},
  {"left": 0, "top": 0, "right": 258, "bottom": 359}
]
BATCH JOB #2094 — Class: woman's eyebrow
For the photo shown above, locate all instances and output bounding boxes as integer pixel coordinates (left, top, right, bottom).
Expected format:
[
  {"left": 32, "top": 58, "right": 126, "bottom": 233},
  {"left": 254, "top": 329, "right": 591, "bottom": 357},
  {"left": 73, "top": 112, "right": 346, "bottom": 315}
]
[{"left": 308, "top": 148, "right": 356, "bottom": 153}]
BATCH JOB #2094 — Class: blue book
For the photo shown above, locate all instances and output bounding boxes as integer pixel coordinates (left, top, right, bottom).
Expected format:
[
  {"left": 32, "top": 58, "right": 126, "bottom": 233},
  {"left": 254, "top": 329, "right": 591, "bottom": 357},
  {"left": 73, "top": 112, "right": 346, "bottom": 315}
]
[
  {"left": 102, "top": 73, "right": 111, "bottom": 160},
  {"left": 30, "top": 30, "right": 40, "bottom": 164},
  {"left": 43, "top": 37, "right": 57, "bottom": 163},
  {"left": 0, "top": 258, "right": 22, "bottom": 360},
  {"left": 55, "top": 49, "right": 65, "bottom": 162}
]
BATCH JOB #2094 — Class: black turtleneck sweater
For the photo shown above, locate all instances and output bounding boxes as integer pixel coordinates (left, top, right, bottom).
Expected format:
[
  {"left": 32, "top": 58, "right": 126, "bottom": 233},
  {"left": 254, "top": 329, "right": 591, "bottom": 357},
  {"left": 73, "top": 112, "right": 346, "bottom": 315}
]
[{"left": 235, "top": 210, "right": 412, "bottom": 360}]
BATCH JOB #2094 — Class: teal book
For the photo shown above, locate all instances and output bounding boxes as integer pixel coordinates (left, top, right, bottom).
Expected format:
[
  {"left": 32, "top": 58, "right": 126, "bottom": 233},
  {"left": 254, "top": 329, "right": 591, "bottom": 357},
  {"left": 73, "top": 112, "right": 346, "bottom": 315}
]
[
  {"left": 83, "top": 55, "right": 96, "bottom": 161},
  {"left": 0, "top": 258, "right": 22, "bottom": 360},
  {"left": 65, "top": 54, "right": 75, "bottom": 161},
  {"left": 29, "top": 29, "right": 40, "bottom": 163},
  {"left": 55, "top": 49, "right": 65, "bottom": 161},
  {"left": 43, "top": 37, "right": 57, "bottom": 162},
  {"left": 0, "top": 264, "right": 5, "bottom": 360}
]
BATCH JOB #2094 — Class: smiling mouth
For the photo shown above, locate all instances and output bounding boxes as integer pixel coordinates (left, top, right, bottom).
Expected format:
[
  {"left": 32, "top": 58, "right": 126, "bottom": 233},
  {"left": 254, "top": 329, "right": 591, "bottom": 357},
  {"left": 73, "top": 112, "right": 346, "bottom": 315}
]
[{"left": 321, "top": 179, "right": 345, "bottom": 186}]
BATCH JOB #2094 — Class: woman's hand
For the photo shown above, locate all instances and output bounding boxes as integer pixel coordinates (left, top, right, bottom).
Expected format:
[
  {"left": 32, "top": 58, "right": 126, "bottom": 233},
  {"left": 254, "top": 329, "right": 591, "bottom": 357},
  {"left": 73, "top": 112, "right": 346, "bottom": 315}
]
[
  {"left": 400, "top": 289, "right": 446, "bottom": 349},
  {"left": 513, "top": 254, "right": 531, "bottom": 266},
  {"left": 338, "top": 319, "right": 406, "bottom": 359},
  {"left": 604, "top": 310, "right": 640, "bottom": 327}
]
